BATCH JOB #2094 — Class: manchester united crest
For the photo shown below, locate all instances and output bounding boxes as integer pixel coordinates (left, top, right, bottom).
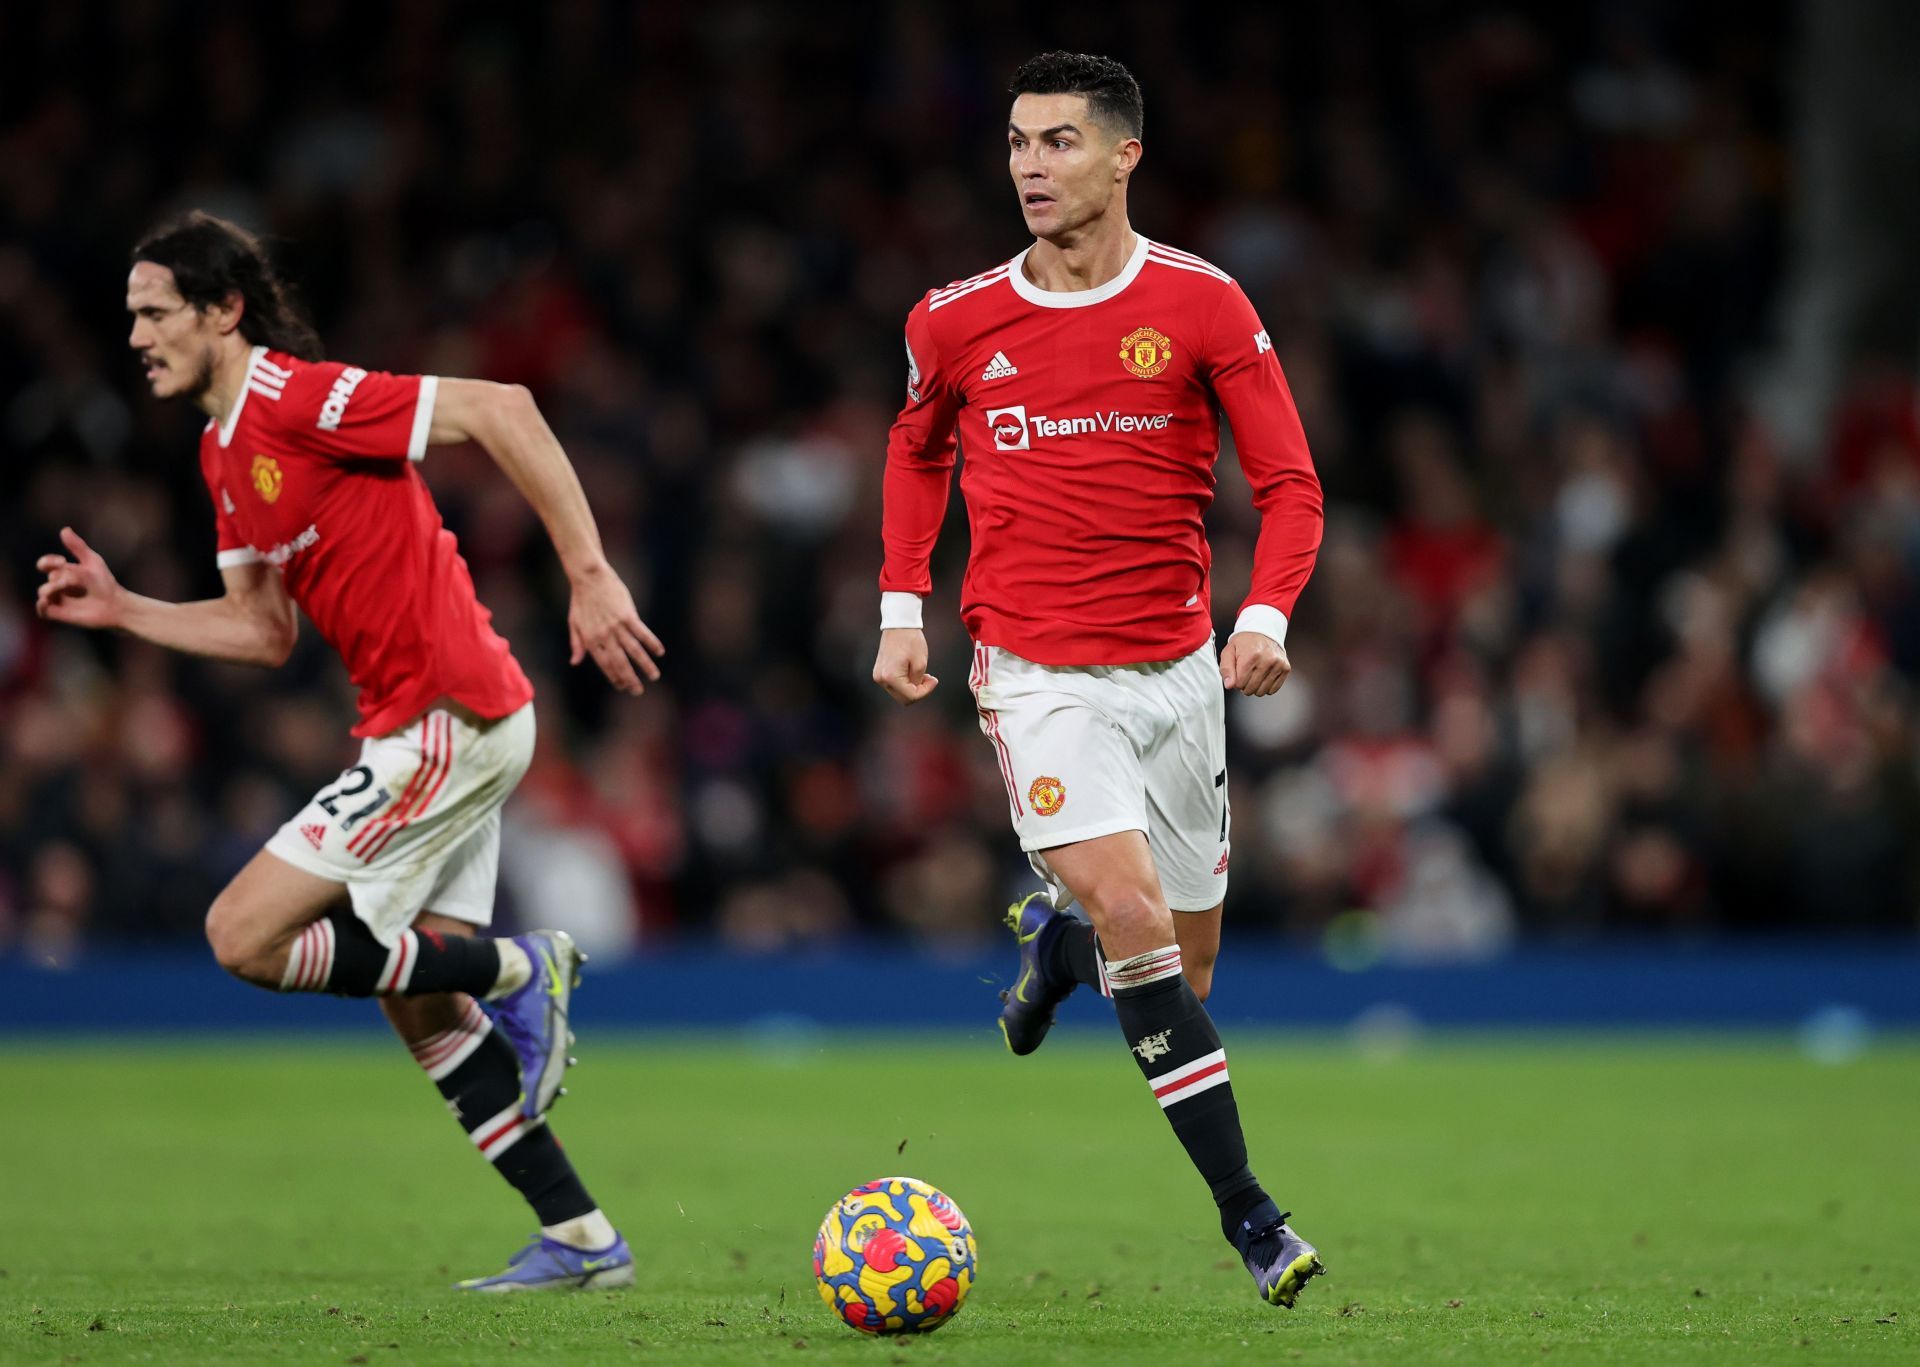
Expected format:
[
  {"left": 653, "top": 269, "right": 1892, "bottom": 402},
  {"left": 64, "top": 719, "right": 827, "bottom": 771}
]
[
  {"left": 1118, "top": 326, "right": 1173, "bottom": 378},
  {"left": 251, "top": 453, "right": 283, "bottom": 504},
  {"left": 1028, "top": 775, "right": 1066, "bottom": 816}
]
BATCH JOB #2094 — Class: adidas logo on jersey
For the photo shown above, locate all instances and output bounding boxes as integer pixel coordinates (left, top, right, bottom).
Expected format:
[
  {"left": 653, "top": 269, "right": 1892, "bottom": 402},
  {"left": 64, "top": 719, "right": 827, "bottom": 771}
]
[{"left": 981, "top": 351, "right": 1018, "bottom": 382}]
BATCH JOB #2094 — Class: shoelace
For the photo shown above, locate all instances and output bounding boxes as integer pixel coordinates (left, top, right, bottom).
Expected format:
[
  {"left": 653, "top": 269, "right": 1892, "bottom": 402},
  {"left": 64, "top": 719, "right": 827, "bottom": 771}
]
[{"left": 1241, "top": 1212, "right": 1292, "bottom": 1247}]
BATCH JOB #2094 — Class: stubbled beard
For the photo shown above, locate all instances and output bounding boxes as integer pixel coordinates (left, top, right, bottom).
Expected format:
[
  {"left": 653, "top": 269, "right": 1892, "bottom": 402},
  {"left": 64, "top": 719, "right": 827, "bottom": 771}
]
[{"left": 164, "top": 346, "right": 217, "bottom": 402}]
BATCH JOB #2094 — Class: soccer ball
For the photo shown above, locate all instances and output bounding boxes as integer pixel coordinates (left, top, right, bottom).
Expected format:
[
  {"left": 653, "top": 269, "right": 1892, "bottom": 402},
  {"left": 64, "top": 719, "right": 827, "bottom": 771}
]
[{"left": 814, "top": 1176, "right": 977, "bottom": 1334}]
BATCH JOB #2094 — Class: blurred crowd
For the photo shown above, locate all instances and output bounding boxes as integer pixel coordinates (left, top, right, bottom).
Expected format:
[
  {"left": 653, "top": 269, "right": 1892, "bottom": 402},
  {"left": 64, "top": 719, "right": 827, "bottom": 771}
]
[{"left": 4, "top": 1, "right": 1916, "bottom": 963}]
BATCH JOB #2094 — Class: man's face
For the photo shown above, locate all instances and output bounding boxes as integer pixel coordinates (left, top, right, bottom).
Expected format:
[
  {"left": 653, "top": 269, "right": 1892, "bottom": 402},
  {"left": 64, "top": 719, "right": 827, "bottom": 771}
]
[
  {"left": 1007, "top": 92, "right": 1136, "bottom": 239},
  {"left": 126, "top": 261, "right": 225, "bottom": 400}
]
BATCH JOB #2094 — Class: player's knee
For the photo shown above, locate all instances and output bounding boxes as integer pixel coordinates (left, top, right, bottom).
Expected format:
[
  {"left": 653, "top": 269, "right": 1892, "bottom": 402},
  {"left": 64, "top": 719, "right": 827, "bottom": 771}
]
[
  {"left": 204, "top": 892, "right": 272, "bottom": 980},
  {"left": 1082, "top": 884, "right": 1172, "bottom": 950}
]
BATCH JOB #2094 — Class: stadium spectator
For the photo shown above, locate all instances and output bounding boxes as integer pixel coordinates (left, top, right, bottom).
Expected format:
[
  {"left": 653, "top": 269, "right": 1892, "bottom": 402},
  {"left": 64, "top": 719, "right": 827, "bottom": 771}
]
[{"left": 4, "top": 4, "right": 1914, "bottom": 957}]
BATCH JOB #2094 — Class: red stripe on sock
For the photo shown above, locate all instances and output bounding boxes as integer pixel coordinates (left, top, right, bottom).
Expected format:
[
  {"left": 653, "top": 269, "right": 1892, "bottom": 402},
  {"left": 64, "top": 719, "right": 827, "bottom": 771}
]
[
  {"left": 475, "top": 1113, "right": 521, "bottom": 1156},
  {"left": 415, "top": 1023, "right": 479, "bottom": 1069},
  {"left": 298, "top": 923, "right": 326, "bottom": 990},
  {"left": 1153, "top": 1059, "right": 1228, "bottom": 1100},
  {"left": 419, "top": 1037, "right": 465, "bottom": 1069},
  {"left": 380, "top": 930, "right": 416, "bottom": 994}
]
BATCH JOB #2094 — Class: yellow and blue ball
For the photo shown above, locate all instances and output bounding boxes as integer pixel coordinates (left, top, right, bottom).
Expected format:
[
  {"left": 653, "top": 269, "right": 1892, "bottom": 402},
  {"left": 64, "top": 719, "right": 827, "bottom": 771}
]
[{"left": 814, "top": 1176, "right": 977, "bottom": 1334}]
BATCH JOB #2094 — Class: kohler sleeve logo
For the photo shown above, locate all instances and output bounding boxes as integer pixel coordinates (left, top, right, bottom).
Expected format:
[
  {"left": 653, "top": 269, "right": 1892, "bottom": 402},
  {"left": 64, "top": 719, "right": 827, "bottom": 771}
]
[{"left": 317, "top": 367, "right": 369, "bottom": 431}]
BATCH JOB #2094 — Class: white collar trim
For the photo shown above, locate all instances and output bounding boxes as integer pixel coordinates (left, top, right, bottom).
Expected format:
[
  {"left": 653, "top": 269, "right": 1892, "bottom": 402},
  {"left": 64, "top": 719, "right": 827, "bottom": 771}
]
[
  {"left": 1008, "top": 234, "right": 1151, "bottom": 308},
  {"left": 217, "top": 346, "right": 268, "bottom": 448}
]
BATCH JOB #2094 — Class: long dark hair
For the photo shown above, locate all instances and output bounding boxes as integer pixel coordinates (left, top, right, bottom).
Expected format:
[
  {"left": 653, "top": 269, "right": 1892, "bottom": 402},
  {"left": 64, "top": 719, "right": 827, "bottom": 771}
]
[{"left": 132, "top": 212, "right": 323, "bottom": 360}]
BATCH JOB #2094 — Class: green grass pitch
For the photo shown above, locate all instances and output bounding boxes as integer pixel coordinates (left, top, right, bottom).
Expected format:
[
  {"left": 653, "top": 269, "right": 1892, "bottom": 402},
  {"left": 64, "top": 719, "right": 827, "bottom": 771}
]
[{"left": 2, "top": 1031, "right": 1915, "bottom": 1364}]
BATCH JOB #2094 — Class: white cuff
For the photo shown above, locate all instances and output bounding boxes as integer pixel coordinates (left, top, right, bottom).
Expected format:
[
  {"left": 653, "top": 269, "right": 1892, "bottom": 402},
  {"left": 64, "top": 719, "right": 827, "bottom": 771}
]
[
  {"left": 1232, "top": 603, "right": 1289, "bottom": 648},
  {"left": 217, "top": 547, "right": 262, "bottom": 568},
  {"left": 880, "top": 591, "right": 925, "bottom": 630},
  {"left": 407, "top": 375, "right": 439, "bottom": 462}
]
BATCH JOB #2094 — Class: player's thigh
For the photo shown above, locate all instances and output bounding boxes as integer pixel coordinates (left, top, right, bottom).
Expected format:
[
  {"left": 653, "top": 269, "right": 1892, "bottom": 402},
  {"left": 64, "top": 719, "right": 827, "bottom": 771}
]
[
  {"left": 205, "top": 847, "right": 347, "bottom": 961},
  {"left": 1038, "top": 829, "right": 1176, "bottom": 960},
  {"left": 1141, "top": 644, "right": 1231, "bottom": 914},
  {"left": 970, "top": 645, "right": 1148, "bottom": 860},
  {"left": 417, "top": 810, "right": 503, "bottom": 932}
]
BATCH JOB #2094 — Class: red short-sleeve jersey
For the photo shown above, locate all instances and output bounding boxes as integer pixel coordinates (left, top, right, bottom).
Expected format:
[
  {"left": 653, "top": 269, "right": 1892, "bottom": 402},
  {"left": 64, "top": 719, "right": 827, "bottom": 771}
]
[{"left": 198, "top": 347, "right": 532, "bottom": 737}]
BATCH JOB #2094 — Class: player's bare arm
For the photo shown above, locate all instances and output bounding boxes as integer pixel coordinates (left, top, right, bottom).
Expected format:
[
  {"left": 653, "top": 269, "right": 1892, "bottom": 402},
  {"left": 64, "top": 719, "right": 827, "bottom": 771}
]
[
  {"left": 1218, "top": 631, "right": 1291, "bottom": 699},
  {"left": 428, "top": 377, "right": 664, "bottom": 696},
  {"left": 35, "top": 526, "right": 297, "bottom": 667},
  {"left": 872, "top": 627, "right": 939, "bottom": 705}
]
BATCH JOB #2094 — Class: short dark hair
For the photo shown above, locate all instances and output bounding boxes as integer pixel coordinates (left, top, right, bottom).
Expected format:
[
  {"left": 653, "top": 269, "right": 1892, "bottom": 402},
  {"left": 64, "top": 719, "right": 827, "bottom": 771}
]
[
  {"left": 132, "top": 211, "right": 322, "bottom": 360},
  {"left": 1009, "top": 52, "right": 1143, "bottom": 141}
]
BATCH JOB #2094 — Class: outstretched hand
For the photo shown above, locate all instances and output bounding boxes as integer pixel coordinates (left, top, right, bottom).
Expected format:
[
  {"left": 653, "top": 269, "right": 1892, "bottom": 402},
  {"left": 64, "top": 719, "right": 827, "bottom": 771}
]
[
  {"left": 568, "top": 563, "right": 664, "bottom": 695},
  {"left": 35, "top": 527, "right": 124, "bottom": 630},
  {"left": 872, "top": 628, "right": 939, "bottom": 705},
  {"left": 1219, "top": 630, "right": 1291, "bottom": 697}
]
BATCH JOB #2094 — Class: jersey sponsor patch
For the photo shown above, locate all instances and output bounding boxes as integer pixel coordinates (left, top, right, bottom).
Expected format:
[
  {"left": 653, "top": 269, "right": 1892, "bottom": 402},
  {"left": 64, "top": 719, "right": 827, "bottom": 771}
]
[
  {"left": 986, "top": 404, "right": 1030, "bottom": 451},
  {"left": 1029, "top": 411, "right": 1171, "bottom": 437},
  {"left": 263, "top": 524, "right": 321, "bottom": 567},
  {"left": 1118, "top": 326, "right": 1174, "bottom": 378}
]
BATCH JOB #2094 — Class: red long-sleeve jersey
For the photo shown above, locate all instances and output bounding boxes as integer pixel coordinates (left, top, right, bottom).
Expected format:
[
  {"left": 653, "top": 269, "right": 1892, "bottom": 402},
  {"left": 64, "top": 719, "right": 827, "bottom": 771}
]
[{"left": 880, "top": 234, "right": 1323, "bottom": 665}]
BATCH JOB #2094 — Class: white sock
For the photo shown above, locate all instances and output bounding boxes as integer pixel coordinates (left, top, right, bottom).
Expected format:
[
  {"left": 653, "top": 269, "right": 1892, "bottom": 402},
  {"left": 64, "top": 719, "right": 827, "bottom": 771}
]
[
  {"left": 487, "top": 939, "right": 532, "bottom": 1000},
  {"left": 543, "top": 1208, "right": 617, "bottom": 1250}
]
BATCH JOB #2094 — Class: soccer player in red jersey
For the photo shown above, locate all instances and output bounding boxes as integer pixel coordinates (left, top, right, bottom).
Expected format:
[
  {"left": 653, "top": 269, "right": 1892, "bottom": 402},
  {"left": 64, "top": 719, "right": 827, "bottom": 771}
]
[
  {"left": 35, "top": 213, "right": 655, "bottom": 1291},
  {"left": 872, "top": 54, "right": 1328, "bottom": 1307}
]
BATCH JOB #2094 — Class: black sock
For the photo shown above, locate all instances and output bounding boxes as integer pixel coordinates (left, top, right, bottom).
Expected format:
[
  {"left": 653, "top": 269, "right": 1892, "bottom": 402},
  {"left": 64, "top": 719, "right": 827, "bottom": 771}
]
[
  {"left": 1107, "top": 945, "right": 1269, "bottom": 1241},
  {"left": 283, "top": 912, "right": 503, "bottom": 997},
  {"left": 1044, "top": 913, "right": 1103, "bottom": 988},
  {"left": 406, "top": 995, "right": 595, "bottom": 1225}
]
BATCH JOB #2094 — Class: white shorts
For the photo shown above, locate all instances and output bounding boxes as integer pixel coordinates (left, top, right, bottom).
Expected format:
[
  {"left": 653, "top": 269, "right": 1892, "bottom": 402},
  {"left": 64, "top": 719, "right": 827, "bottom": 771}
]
[
  {"left": 968, "top": 639, "right": 1230, "bottom": 912},
  {"left": 265, "top": 702, "right": 535, "bottom": 945}
]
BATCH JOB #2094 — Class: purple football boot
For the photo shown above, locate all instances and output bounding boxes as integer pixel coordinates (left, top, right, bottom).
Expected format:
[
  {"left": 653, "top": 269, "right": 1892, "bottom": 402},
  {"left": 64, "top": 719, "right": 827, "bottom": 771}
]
[
  {"left": 1233, "top": 1204, "right": 1326, "bottom": 1308},
  {"left": 456, "top": 1233, "right": 634, "bottom": 1292},
  {"left": 997, "top": 891, "right": 1083, "bottom": 1056},
  {"left": 489, "top": 930, "right": 584, "bottom": 1118}
]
